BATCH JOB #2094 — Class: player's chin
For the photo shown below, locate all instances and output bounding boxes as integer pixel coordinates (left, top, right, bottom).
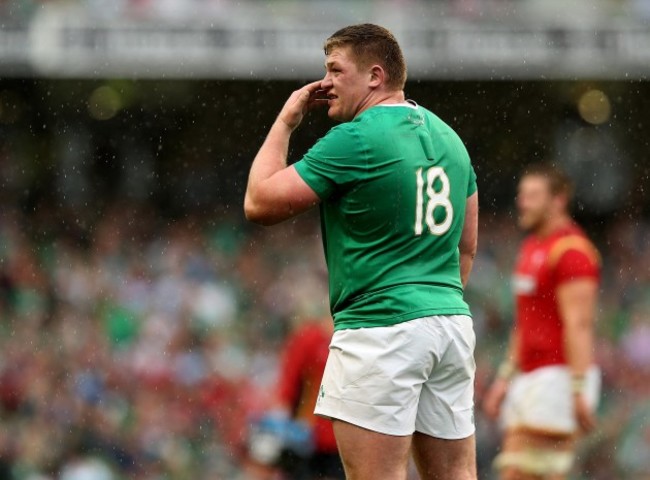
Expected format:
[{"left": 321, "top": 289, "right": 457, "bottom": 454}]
[
  {"left": 517, "top": 214, "right": 530, "bottom": 229},
  {"left": 518, "top": 216, "right": 539, "bottom": 232},
  {"left": 327, "top": 106, "right": 353, "bottom": 122},
  {"left": 326, "top": 107, "right": 344, "bottom": 121}
]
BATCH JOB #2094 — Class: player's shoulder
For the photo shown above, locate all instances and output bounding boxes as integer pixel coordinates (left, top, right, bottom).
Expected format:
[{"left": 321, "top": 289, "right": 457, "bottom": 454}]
[
  {"left": 321, "top": 119, "right": 361, "bottom": 143},
  {"left": 415, "top": 103, "right": 453, "bottom": 127},
  {"left": 310, "top": 121, "right": 362, "bottom": 156},
  {"left": 555, "top": 223, "right": 596, "bottom": 247},
  {"left": 548, "top": 224, "right": 600, "bottom": 268},
  {"left": 325, "top": 119, "right": 358, "bottom": 135},
  {"left": 416, "top": 104, "right": 466, "bottom": 148}
]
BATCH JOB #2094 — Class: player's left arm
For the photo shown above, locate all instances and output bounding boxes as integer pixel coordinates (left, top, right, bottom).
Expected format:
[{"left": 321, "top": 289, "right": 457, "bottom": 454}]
[
  {"left": 245, "top": 81, "right": 323, "bottom": 225},
  {"left": 557, "top": 277, "right": 598, "bottom": 378},
  {"left": 556, "top": 245, "right": 600, "bottom": 433},
  {"left": 459, "top": 191, "right": 478, "bottom": 287}
]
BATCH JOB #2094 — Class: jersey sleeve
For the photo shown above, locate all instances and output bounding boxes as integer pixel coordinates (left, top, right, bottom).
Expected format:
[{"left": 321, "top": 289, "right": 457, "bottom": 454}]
[
  {"left": 553, "top": 243, "right": 601, "bottom": 284},
  {"left": 293, "top": 123, "right": 367, "bottom": 200}
]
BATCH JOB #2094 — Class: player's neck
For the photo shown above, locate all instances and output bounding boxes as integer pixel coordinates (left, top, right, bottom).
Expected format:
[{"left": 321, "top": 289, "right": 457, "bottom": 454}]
[
  {"left": 375, "top": 89, "right": 406, "bottom": 106},
  {"left": 356, "top": 89, "right": 405, "bottom": 116},
  {"left": 536, "top": 213, "right": 572, "bottom": 238}
]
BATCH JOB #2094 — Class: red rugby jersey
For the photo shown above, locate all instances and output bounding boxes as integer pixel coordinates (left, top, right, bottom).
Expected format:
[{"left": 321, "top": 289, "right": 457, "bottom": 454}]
[
  {"left": 512, "top": 223, "right": 600, "bottom": 373},
  {"left": 277, "top": 322, "right": 337, "bottom": 453}
]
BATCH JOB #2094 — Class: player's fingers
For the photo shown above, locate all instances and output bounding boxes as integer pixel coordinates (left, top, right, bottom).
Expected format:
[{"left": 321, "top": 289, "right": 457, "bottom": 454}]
[
  {"left": 482, "top": 391, "right": 501, "bottom": 419},
  {"left": 282, "top": 89, "right": 304, "bottom": 112},
  {"left": 488, "top": 400, "right": 502, "bottom": 419},
  {"left": 482, "top": 403, "right": 496, "bottom": 419},
  {"left": 283, "top": 89, "right": 310, "bottom": 117},
  {"left": 288, "top": 87, "right": 310, "bottom": 104},
  {"left": 303, "top": 79, "right": 323, "bottom": 92},
  {"left": 579, "top": 411, "right": 596, "bottom": 433},
  {"left": 307, "top": 95, "right": 328, "bottom": 111},
  {"left": 297, "top": 89, "right": 311, "bottom": 103},
  {"left": 291, "top": 82, "right": 320, "bottom": 104},
  {"left": 584, "top": 413, "right": 596, "bottom": 432}
]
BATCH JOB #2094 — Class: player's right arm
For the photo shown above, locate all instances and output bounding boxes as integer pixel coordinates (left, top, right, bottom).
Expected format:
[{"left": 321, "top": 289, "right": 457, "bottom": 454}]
[
  {"left": 459, "top": 191, "right": 478, "bottom": 288},
  {"left": 482, "top": 328, "right": 520, "bottom": 420},
  {"left": 244, "top": 81, "right": 323, "bottom": 225}
]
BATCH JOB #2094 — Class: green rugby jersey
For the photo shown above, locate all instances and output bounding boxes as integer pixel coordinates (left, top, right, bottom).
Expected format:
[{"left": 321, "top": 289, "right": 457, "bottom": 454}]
[{"left": 294, "top": 102, "right": 477, "bottom": 331}]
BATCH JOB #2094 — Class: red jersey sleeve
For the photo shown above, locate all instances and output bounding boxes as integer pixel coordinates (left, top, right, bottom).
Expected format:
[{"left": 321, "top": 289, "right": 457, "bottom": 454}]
[{"left": 553, "top": 243, "right": 600, "bottom": 284}]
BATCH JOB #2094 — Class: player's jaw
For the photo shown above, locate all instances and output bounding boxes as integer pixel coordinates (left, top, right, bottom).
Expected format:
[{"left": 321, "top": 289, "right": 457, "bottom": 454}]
[
  {"left": 326, "top": 93, "right": 360, "bottom": 122},
  {"left": 317, "top": 75, "right": 339, "bottom": 119},
  {"left": 517, "top": 208, "right": 545, "bottom": 233},
  {"left": 323, "top": 88, "right": 368, "bottom": 122},
  {"left": 517, "top": 198, "right": 556, "bottom": 233}
]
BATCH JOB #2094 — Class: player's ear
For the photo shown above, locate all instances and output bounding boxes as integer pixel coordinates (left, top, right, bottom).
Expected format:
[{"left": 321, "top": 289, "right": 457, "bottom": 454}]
[
  {"left": 369, "top": 65, "right": 385, "bottom": 88},
  {"left": 553, "top": 192, "right": 569, "bottom": 212}
]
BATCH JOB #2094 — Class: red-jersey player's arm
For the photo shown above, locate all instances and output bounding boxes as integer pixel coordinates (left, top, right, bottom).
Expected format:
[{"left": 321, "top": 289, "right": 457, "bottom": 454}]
[
  {"left": 557, "top": 279, "right": 598, "bottom": 377},
  {"left": 277, "top": 330, "right": 307, "bottom": 413},
  {"left": 555, "top": 248, "right": 600, "bottom": 378},
  {"left": 481, "top": 324, "right": 520, "bottom": 420},
  {"left": 505, "top": 325, "right": 521, "bottom": 370},
  {"left": 555, "top": 246, "right": 600, "bottom": 432}
]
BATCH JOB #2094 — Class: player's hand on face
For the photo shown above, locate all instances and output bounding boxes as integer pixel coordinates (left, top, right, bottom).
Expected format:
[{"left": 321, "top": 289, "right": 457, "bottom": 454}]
[
  {"left": 482, "top": 377, "right": 509, "bottom": 421},
  {"left": 574, "top": 393, "right": 596, "bottom": 434},
  {"left": 277, "top": 80, "right": 325, "bottom": 131}
]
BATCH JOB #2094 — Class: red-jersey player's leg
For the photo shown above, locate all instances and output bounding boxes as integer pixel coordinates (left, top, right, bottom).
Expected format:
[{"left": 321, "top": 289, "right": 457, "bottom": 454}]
[{"left": 496, "top": 428, "right": 577, "bottom": 480}]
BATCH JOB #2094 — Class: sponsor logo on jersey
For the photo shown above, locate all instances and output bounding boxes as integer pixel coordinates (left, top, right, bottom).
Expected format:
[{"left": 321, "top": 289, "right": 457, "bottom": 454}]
[{"left": 512, "top": 274, "right": 537, "bottom": 295}]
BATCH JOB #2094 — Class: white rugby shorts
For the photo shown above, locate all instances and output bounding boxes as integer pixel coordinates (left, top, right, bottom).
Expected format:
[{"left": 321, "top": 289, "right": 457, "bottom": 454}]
[
  {"left": 500, "top": 364, "right": 601, "bottom": 434},
  {"left": 314, "top": 315, "right": 476, "bottom": 439}
]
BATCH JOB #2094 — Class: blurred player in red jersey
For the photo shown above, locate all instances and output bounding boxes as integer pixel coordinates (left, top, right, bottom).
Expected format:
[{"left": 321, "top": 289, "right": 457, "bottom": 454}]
[
  {"left": 483, "top": 163, "right": 601, "bottom": 479},
  {"left": 247, "top": 303, "right": 343, "bottom": 479},
  {"left": 275, "top": 311, "right": 344, "bottom": 479}
]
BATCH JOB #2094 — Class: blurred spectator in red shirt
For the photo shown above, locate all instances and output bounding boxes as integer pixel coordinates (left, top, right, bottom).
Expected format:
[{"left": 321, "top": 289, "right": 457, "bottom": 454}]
[{"left": 248, "top": 306, "right": 343, "bottom": 480}]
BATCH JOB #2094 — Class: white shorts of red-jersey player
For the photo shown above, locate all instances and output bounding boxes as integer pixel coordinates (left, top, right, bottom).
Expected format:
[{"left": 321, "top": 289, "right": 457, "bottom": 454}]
[{"left": 495, "top": 365, "right": 601, "bottom": 475}]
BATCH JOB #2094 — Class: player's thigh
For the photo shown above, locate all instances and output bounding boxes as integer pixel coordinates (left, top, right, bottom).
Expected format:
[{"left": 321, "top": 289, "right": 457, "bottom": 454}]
[
  {"left": 500, "top": 467, "right": 546, "bottom": 480},
  {"left": 500, "top": 465, "right": 568, "bottom": 480},
  {"left": 411, "top": 432, "right": 477, "bottom": 480},
  {"left": 496, "top": 428, "right": 575, "bottom": 480},
  {"left": 333, "top": 419, "right": 411, "bottom": 480},
  {"left": 504, "top": 428, "right": 576, "bottom": 451},
  {"left": 415, "top": 315, "right": 476, "bottom": 440}
]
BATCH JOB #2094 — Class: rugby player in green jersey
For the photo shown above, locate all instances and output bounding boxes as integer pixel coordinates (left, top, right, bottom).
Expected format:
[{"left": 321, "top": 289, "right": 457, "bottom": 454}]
[{"left": 245, "top": 23, "right": 479, "bottom": 480}]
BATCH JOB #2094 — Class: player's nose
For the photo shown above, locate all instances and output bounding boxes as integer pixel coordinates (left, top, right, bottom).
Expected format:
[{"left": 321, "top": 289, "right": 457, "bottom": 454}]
[{"left": 321, "top": 73, "right": 333, "bottom": 89}]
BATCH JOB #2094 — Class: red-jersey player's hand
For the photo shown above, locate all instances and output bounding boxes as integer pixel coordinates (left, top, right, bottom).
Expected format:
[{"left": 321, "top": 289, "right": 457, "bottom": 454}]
[
  {"left": 482, "top": 377, "right": 509, "bottom": 421},
  {"left": 574, "top": 393, "right": 596, "bottom": 434}
]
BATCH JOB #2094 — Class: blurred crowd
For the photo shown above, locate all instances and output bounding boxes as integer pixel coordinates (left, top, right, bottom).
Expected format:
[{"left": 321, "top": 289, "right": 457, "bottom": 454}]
[
  {"left": 1, "top": 0, "right": 650, "bottom": 24},
  {"left": 0, "top": 201, "right": 327, "bottom": 480},
  {"left": 0, "top": 199, "right": 649, "bottom": 479}
]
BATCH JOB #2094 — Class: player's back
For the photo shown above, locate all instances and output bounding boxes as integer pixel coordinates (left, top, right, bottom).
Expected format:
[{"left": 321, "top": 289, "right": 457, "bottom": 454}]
[{"left": 298, "top": 102, "right": 476, "bottom": 329}]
